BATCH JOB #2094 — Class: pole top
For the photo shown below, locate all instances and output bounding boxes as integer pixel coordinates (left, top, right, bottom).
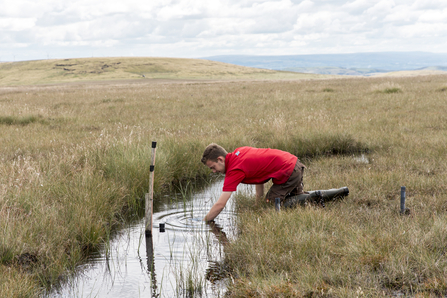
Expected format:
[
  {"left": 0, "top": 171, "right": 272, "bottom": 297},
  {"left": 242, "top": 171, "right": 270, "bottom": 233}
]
[{"left": 152, "top": 141, "right": 157, "bottom": 148}]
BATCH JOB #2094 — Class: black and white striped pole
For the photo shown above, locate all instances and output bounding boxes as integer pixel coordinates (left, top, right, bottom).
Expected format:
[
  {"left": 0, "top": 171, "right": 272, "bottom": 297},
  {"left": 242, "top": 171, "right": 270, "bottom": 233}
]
[{"left": 145, "top": 141, "right": 157, "bottom": 236}]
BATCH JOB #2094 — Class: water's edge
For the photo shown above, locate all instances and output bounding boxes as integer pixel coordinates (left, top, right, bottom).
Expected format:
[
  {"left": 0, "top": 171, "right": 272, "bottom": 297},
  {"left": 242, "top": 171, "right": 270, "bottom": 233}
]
[{"left": 47, "top": 178, "right": 249, "bottom": 298}]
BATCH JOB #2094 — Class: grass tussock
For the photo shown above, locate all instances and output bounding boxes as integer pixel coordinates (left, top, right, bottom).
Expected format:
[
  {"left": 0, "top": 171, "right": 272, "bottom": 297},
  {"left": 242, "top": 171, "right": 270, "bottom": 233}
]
[
  {"left": 0, "top": 70, "right": 447, "bottom": 296},
  {"left": 227, "top": 203, "right": 447, "bottom": 296},
  {"left": 0, "top": 115, "right": 46, "bottom": 126},
  {"left": 381, "top": 87, "right": 402, "bottom": 93},
  {"left": 371, "top": 82, "right": 403, "bottom": 94}
]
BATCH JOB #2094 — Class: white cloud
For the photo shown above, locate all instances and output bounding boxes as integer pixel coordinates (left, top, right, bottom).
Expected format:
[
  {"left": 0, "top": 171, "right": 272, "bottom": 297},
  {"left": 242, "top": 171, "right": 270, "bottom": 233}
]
[
  {"left": 365, "top": 0, "right": 396, "bottom": 18},
  {"left": 412, "top": 0, "right": 447, "bottom": 10},
  {"left": 341, "top": 0, "right": 373, "bottom": 14},
  {"left": 418, "top": 8, "right": 447, "bottom": 22},
  {"left": 0, "top": 17, "right": 35, "bottom": 31},
  {"left": 0, "top": 0, "right": 446, "bottom": 61}
]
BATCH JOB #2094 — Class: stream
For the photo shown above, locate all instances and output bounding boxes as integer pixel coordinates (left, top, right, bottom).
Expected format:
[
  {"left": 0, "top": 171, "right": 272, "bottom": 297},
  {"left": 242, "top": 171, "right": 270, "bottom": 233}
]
[{"left": 48, "top": 178, "right": 250, "bottom": 298}]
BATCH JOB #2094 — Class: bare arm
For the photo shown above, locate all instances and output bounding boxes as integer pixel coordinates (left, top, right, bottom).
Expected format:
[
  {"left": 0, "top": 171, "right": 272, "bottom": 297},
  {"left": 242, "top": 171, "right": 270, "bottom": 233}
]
[
  {"left": 204, "top": 191, "right": 232, "bottom": 222},
  {"left": 255, "top": 184, "right": 264, "bottom": 203}
]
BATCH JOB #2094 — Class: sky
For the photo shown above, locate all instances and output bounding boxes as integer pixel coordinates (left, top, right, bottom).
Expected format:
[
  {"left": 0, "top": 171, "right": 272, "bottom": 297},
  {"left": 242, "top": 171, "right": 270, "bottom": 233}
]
[{"left": 1, "top": 0, "right": 447, "bottom": 62}]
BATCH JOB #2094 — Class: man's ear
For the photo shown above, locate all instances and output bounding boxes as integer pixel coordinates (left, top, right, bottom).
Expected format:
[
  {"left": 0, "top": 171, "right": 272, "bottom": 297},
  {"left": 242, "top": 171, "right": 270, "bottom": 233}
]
[{"left": 217, "top": 156, "right": 225, "bottom": 163}]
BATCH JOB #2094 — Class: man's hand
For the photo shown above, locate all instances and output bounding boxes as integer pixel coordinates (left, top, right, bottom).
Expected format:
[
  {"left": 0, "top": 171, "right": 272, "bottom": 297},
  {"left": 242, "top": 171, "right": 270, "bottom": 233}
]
[{"left": 204, "top": 191, "right": 232, "bottom": 222}]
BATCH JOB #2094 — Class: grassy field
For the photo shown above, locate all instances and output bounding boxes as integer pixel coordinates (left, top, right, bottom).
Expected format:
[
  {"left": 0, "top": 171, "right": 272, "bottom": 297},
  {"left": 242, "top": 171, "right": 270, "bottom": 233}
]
[
  {"left": 0, "top": 58, "right": 447, "bottom": 297},
  {"left": 0, "top": 57, "right": 324, "bottom": 86}
]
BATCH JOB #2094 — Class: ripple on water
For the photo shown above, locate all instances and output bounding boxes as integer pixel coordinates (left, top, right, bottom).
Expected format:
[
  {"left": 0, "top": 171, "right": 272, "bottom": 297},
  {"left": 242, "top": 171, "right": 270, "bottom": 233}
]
[
  {"left": 47, "top": 179, "right": 249, "bottom": 298},
  {"left": 155, "top": 207, "right": 236, "bottom": 232}
]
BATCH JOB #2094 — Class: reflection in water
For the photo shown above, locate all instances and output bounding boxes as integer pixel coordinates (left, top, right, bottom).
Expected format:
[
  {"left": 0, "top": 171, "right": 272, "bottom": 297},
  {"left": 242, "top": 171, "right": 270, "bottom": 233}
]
[
  {"left": 207, "top": 221, "right": 230, "bottom": 247},
  {"left": 48, "top": 179, "right": 253, "bottom": 298},
  {"left": 145, "top": 236, "right": 158, "bottom": 297}
]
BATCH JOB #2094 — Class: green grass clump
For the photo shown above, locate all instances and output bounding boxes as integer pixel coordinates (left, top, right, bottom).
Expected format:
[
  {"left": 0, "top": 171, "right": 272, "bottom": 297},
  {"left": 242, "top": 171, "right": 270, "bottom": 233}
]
[
  {"left": 0, "top": 244, "right": 14, "bottom": 265},
  {"left": 381, "top": 87, "right": 402, "bottom": 93},
  {"left": 0, "top": 115, "right": 45, "bottom": 125},
  {"left": 371, "top": 81, "right": 403, "bottom": 94}
]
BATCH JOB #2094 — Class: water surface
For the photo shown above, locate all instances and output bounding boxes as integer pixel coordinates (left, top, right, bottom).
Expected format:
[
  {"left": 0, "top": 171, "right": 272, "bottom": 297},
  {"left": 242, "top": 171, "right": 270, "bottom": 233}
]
[{"left": 49, "top": 178, "right": 251, "bottom": 297}]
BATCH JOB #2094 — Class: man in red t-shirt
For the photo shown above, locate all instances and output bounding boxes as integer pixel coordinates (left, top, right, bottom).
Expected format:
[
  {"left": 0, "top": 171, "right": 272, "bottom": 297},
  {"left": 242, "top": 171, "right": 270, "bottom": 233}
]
[{"left": 201, "top": 143, "right": 306, "bottom": 221}]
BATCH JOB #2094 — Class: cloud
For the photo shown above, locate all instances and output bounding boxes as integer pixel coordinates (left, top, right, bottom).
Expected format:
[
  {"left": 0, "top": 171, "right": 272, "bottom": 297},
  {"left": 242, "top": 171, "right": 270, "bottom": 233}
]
[
  {"left": 0, "top": 17, "right": 36, "bottom": 31},
  {"left": 1, "top": 0, "right": 446, "bottom": 61}
]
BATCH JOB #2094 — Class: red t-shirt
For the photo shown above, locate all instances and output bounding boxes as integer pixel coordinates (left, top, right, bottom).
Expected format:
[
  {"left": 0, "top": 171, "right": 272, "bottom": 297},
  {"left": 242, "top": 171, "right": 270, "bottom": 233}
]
[{"left": 222, "top": 147, "right": 298, "bottom": 192}]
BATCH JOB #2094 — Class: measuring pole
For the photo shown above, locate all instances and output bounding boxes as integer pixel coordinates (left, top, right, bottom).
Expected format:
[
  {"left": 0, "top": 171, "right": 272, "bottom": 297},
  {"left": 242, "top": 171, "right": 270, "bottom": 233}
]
[
  {"left": 400, "top": 186, "right": 406, "bottom": 214},
  {"left": 145, "top": 141, "right": 157, "bottom": 236}
]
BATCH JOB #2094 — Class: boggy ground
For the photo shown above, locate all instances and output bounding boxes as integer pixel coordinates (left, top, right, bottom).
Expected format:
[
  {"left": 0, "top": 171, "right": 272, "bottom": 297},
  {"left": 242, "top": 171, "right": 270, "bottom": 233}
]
[{"left": 0, "top": 73, "right": 446, "bottom": 297}]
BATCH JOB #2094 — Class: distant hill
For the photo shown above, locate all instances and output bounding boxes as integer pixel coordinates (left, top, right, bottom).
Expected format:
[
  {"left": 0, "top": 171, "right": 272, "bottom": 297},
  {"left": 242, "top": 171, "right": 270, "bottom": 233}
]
[
  {"left": 418, "top": 66, "right": 447, "bottom": 71},
  {"left": 373, "top": 67, "right": 447, "bottom": 77},
  {"left": 0, "top": 57, "right": 324, "bottom": 86},
  {"left": 202, "top": 52, "right": 447, "bottom": 76},
  {"left": 280, "top": 66, "right": 387, "bottom": 76}
]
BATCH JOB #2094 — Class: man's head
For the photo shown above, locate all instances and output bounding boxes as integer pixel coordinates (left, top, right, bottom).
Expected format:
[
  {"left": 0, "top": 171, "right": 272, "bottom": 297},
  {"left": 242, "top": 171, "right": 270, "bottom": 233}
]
[{"left": 201, "top": 143, "right": 227, "bottom": 174}]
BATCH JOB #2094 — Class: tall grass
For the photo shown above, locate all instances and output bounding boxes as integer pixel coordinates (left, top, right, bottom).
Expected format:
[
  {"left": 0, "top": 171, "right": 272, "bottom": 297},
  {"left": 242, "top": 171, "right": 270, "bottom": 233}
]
[{"left": 0, "top": 73, "right": 446, "bottom": 296}]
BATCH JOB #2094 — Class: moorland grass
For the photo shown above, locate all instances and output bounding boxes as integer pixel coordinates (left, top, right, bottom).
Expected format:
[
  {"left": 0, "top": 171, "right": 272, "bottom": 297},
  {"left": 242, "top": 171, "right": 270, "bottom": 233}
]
[
  {"left": 0, "top": 69, "right": 446, "bottom": 297},
  {"left": 0, "top": 57, "right": 324, "bottom": 86}
]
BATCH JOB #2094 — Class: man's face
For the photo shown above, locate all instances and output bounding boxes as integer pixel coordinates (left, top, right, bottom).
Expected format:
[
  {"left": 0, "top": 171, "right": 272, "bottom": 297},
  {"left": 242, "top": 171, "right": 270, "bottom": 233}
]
[{"left": 205, "top": 157, "right": 225, "bottom": 174}]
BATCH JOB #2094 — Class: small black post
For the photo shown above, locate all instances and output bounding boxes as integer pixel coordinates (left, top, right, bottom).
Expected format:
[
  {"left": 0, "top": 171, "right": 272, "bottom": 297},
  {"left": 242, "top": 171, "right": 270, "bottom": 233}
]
[{"left": 400, "top": 186, "right": 406, "bottom": 214}]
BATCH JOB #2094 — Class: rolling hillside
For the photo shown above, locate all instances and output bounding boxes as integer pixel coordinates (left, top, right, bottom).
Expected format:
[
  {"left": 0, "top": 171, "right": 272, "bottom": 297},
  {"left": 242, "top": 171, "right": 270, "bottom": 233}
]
[{"left": 0, "top": 57, "right": 324, "bottom": 86}]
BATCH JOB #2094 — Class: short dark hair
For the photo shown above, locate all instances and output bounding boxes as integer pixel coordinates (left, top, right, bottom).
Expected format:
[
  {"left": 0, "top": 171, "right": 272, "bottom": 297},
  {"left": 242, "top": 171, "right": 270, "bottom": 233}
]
[{"left": 201, "top": 143, "right": 227, "bottom": 164}]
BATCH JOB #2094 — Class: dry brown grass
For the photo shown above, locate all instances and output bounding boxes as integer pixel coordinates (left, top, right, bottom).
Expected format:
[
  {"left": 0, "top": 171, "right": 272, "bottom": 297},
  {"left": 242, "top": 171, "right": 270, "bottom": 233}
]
[
  {"left": 0, "top": 57, "right": 325, "bottom": 86},
  {"left": 0, "top": 65, "right": 446, "bottom": 296}
]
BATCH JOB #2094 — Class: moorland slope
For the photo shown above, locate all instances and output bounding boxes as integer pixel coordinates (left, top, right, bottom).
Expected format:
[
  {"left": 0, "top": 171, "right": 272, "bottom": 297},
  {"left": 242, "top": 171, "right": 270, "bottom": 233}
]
[{"left": 0, "top": 57, "right": 324, "bottom": 86}]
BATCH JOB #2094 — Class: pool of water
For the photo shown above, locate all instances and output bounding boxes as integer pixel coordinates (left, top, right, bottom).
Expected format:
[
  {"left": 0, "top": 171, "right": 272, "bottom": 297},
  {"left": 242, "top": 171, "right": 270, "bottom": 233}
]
[{"left": 47, "top": 178, "right": 251, "bottom": 298}]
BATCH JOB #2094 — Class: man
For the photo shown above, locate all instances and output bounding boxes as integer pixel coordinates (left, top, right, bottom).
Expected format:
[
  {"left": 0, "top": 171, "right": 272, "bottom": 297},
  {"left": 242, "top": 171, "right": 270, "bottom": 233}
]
[{"left": 201, "top": 143, "right": 306, "bottom": 221}]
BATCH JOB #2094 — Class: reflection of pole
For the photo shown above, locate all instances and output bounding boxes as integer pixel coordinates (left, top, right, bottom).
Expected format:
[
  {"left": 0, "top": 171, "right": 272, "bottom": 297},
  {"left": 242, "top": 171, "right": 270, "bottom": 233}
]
[
  {"left": 145, "top": 142, "right": 157, "bottom": 236},
  {"left": 145, "top": 235, "right": 158, "bottom": 297}
]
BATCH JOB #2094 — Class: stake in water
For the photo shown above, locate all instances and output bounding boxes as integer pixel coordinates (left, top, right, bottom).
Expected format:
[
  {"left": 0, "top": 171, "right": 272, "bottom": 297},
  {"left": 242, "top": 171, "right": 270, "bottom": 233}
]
[{"left": 48, "top": 178, "right": 248, "bottom": 298}]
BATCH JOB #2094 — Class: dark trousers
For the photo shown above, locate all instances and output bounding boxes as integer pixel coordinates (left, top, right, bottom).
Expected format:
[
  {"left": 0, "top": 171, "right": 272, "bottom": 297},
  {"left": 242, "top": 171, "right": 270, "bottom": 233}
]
[{"left": 265, "top": 160, "right": 305, "bottom": 202}]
